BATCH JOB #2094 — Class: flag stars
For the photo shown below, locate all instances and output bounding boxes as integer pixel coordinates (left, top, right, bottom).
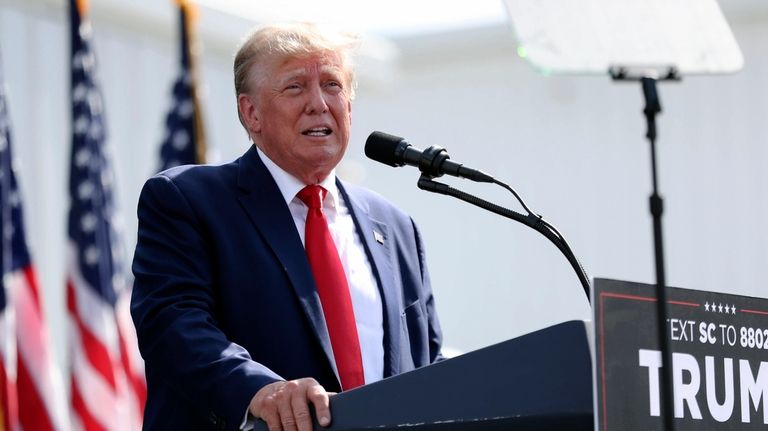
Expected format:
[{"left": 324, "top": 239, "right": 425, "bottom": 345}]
[
  {"left": 88, "top": 120, "right": 103, "bottom": 140},
  {"left": 75, "top": 147, "right": 91, "bottom": 167},
  {"left": 78, "top": 22, "right": 93, "bottom": 41},
  {"left": 177, "top": 99, "right": 194, "bottom": 119},
  {"left": 83, "top": 245, "right": 100, "bottom": 266},
  {"left": 101, "top": 170, "right": 113, "bottom": 188},
  {"left": 73, "top": 47, "right": 95, "bottom": 72},
  {"left": 72, "top": 52, "right": 83, "bottom": 70},
  {"left": 78, "top": 181, "right": 95, "bottom": 200},
  {"left": 74, "top": 115, "right": 89, "bottom": 136},
  {"left": 81, "top": 212, "right": 98, "bottom": 233},
  {"left": 72, "top": 49, "right": 94, "bottom": 71},
  {"left": 87, "top": 90, "right": 103, "bottom": 115},
  {"left": 172, "top": 129, "right": 190, "bottom": 150},
  {"left": 73, "top": 83, "right": 88, "bottom": 102}
]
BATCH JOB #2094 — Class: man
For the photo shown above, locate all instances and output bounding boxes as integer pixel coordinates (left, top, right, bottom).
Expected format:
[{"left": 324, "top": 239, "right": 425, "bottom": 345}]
[{"left": 131, "top": 23, "right": 443, "bottom": 431}]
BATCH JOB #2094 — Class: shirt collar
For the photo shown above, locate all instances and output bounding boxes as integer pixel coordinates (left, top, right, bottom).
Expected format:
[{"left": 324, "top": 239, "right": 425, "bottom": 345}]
[{"left": 256, "top": 145, "right": 340, "bottom": 210}]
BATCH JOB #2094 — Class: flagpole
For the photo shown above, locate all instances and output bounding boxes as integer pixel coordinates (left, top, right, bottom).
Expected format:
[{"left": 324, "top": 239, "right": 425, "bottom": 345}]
[{"left": 181, "top": 1, "right": 207, "bottom": 164}]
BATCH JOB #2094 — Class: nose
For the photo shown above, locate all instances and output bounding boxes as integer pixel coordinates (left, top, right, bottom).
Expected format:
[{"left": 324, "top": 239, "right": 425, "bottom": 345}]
[{"left": 304, "top": 85, "right": 329, "bottom": 115}]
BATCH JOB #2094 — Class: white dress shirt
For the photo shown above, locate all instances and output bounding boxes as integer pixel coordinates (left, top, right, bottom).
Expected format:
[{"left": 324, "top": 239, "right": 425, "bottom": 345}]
[{"left": 256, "top": 146, "right": 385, "bottom": 384}]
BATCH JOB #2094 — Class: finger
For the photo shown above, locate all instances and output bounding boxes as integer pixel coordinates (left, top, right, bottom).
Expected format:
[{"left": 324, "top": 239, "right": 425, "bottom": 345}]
[
  {"left": 251, "top": 384, "right": 283, "bottom": 431},
  {"left": 261, "top": 408, "right": 283, "bottom": 431},
  {"left": 290, "top": 386, "right": 313, "bottom": 431},
  {"left": 277, "top": 383, "right": 299, "bottom": 431},
  {"left": 307, "top": 384, "right": 332, "bottom": 427}
]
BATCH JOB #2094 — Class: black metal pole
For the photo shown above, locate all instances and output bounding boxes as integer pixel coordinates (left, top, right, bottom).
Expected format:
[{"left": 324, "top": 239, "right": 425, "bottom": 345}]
[{"left": 642, "top": 77, "right": 675, "bottom": 431}]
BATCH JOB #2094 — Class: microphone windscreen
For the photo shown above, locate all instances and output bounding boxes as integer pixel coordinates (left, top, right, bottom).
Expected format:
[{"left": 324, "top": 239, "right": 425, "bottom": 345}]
[{"left": 365, "top": 131, "right": 406, "bottom": 167}]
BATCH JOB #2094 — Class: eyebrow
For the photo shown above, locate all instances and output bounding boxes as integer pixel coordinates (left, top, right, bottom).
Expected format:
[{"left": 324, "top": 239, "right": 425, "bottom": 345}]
[{"left": 277, "top": 65, "right": 346, "bottom": 86}]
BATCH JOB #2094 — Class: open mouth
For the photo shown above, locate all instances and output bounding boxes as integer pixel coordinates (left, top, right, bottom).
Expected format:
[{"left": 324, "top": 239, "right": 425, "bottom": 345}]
[{"left": 301, "top": 127, "right": 332, "bottom": 137}]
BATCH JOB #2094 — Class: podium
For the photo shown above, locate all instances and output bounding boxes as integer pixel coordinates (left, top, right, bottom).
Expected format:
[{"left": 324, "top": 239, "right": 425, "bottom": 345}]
[{"left": 255, "top": 320, "right": 593, "bottom": 430}]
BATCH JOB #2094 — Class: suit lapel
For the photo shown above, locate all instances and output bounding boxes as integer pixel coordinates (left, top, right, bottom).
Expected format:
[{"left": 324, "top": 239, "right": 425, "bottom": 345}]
[
  {"left": 235, "top": 146, "right": 337, "bottom": 382},
  {"left": 338, "top": 180, "right": 403, "bottom": 378}
]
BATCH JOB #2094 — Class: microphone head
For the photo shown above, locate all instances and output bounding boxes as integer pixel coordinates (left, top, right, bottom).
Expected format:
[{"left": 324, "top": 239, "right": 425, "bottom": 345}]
[{"left": 365, "top": 131, "right": 408, "bottom": 167}]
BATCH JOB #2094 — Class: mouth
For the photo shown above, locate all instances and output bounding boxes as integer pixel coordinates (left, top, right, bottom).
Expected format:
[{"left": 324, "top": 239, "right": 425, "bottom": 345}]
[{"left": 301, "top": 127, "right": 332, "bottom": 137}]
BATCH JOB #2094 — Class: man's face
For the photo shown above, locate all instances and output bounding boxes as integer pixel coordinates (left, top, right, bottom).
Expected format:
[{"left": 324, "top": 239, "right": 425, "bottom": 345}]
[{"left": 240, "top": 52, "right": 352, "bottom": 184}]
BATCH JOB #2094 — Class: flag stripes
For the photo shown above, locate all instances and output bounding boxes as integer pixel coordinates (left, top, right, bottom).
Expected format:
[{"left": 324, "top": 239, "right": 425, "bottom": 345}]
[
  {"left": 2, "top": 49, "right": 69, "bottom": 431},
  {"left": 67, "top": 0, "right": 145, "bottom": 429}
]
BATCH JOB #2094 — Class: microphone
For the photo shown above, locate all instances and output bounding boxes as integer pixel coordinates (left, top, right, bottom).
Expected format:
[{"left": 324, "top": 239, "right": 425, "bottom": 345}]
[{"left": 365, "top": 131, "right": 494, "bottom": 183}]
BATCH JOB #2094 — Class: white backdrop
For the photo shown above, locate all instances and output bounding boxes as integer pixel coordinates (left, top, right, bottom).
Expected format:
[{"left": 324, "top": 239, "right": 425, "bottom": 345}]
[{"left": 1, "top": 0, "right": 766, "bottom": 372}]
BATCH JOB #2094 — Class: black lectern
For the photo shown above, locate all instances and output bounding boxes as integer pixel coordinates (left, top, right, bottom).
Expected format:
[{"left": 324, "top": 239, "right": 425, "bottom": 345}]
[{"left": 255, "top": 320, "right": 594, "bottom": 430}]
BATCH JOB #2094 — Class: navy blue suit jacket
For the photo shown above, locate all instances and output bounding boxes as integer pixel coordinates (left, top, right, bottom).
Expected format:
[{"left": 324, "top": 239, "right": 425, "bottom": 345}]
[{"left": 131, "top": 145, "right": 443, "bottom": 430}]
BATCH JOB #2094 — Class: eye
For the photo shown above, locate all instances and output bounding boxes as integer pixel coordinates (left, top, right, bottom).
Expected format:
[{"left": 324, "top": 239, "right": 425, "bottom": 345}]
[
  {"left": 284, "top": 83, "right": 302, "bottom": 92},
  {"left": 325, "top": 81, "right": 343, "bottom": 92}
]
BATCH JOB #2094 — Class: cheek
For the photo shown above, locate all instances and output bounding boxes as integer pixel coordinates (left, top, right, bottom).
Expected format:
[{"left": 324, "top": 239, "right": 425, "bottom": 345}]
[{"left": 333, "top": 100, "right": 352, "bottom": 127}]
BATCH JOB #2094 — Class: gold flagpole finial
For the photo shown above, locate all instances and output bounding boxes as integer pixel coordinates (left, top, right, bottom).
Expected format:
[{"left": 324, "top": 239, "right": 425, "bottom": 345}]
[{"left": 75, "top": 0, "right": 89, "bottom": 16}]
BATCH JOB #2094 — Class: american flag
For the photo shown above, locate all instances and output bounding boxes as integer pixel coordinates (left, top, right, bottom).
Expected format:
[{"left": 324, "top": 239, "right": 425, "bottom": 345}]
[
  {"left": 1, "top": 53, "right": 69, "bottom": 431},
  {"left": 0, "top": 52, "right": 20, "bottom": 431},
  {"left": 158, "top": 0, "right": 205, "bottom": 171},
  {"left": 67, "top": 1, "right": 145, "bottom": 430}
]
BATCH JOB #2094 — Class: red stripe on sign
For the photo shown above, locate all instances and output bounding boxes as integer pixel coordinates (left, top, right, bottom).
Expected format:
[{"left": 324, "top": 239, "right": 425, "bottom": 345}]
[
  {"left": 67, "top": 280, "right": 117, "bottom": 389},
  {"left": 667, "top": 300, "right": 699, "bottom": 307},
  {"left": 741, "top": 309, "right": 768, "bottom": 316},
  {"left": 601, "top": 292, "right": 699, "bottom": 307}
]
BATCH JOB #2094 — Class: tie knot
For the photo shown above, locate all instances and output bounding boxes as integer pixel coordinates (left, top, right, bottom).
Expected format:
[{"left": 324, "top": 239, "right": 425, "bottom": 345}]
[{"left": 297, "top": 185, "right": 327, "bottom": 210}]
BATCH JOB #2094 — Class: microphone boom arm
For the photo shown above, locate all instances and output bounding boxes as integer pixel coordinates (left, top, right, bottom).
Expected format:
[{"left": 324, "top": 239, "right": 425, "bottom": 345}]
[{"left": 417, "top": 175, "right": 592, "bottom": 302}]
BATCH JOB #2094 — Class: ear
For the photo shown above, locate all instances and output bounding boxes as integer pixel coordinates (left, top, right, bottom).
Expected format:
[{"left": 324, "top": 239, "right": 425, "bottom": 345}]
[{"left": 237, "top": 93, "right": 261, "bottom": 134}]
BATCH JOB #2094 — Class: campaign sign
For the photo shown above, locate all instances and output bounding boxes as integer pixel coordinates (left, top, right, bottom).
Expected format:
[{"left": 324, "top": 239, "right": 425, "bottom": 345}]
[{"left": 595, "top": 278, "right": 768, "bottom": 430}]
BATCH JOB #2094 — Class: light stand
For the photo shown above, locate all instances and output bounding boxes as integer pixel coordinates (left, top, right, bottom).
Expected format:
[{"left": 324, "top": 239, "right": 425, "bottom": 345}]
[{"left": 610, "top": 65, "right": 681, "bottom": 431}]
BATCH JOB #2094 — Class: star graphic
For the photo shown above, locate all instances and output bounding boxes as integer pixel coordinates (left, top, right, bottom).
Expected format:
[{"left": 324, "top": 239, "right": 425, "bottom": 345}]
[
  {"left": 718, "top": 303, "right": 724, "bottom": 313},
  {"left": 731, "top": 305, "right": 737, "bottom": 314},
  {"left": 704, "top": 302, "right": 710, "bottom": 312}
]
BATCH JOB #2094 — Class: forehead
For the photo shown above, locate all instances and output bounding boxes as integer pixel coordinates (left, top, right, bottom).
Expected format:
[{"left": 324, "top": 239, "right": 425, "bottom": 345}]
[{"left": 267, "top": 52, "right": 348, "bottom": 82}]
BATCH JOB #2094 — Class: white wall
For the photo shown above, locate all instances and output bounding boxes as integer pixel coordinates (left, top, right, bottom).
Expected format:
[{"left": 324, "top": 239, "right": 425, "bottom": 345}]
[
  {"left": 351, "top": 12, "right": 768, "bottom": 350},
  {"left": 1, "top": 0, "right": 766, "bottom": 368}
]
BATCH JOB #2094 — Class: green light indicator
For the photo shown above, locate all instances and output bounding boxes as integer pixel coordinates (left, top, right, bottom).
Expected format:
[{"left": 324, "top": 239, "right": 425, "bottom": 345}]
[{"left": 517, "top": 46, "right": 528, "bottom": 58}]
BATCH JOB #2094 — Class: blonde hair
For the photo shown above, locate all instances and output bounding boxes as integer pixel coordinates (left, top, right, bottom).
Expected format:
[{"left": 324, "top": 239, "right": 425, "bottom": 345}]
[{"left": 233, "top": 22, "right": 359, "bottom": 129}]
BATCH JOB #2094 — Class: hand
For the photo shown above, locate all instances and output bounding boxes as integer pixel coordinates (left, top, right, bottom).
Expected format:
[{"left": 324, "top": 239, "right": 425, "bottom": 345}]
[{"left": 249, "top": 378, "right": 332, "bottom": 431}]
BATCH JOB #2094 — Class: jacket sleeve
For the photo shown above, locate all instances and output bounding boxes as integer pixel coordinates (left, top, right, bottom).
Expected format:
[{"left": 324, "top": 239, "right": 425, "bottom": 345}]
[{"left": 131, "top": 174, "right": 282, "bottom": 430}]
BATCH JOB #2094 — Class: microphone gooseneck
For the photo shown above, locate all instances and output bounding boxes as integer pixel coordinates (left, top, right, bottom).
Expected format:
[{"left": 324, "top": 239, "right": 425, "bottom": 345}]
[{"left": 365, "top": 131, "right": 592, "bottom": 303}]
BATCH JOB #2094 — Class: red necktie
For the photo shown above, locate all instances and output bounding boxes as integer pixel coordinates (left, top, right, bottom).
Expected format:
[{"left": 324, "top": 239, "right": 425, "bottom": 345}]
[{"left": 297, "top": 185, "right": 365, "bottom": 390}]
